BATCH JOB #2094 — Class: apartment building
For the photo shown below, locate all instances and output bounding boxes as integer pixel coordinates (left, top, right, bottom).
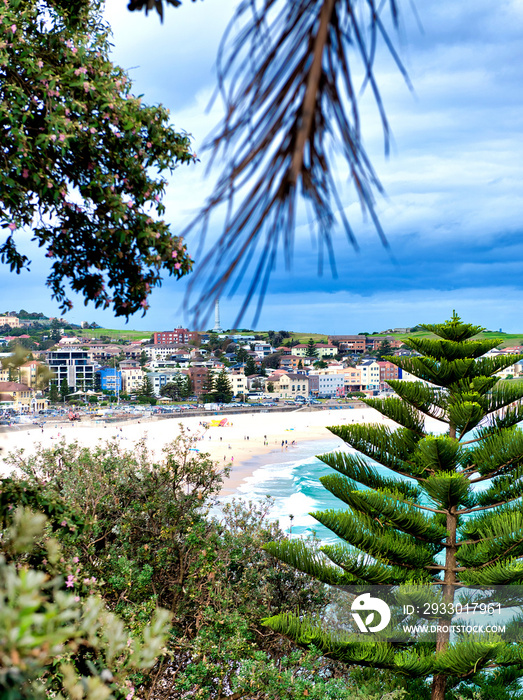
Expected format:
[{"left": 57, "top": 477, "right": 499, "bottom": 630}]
[
  {"left": 153, "top": 327, "right": 190, "bottom": 345},
  {"left": 46, "top": 349, "right": 95, "bottom": 391},
  {"left": 377, "top": 360, "right": 399, "bottom": 389},
  {"left": 358, "top": 360, "right": 380, "bottom": 390},
  {"left": 120, "top": 367, "right": 145, "bottom": 394},
  {"left": 329, "top": 335, "right": 366, "bottom": 352},
  {"left": 292, "top": 343, "right": 337, "bottom": 358},
  {"left": 343, "top": 367, "right": 362, "bottom": 392},
  {"left": 278, "top": 373, "right": 309, "bottom": 398},
  {"left": 308, "top": 373, "right": 345, "bottom": 398},
  {"left": 144, "top": 344, "right": 188, "bottom": 361}
]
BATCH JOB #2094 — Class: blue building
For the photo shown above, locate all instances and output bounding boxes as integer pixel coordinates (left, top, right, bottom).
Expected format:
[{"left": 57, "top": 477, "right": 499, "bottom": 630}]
[{"left": 97, "top": 367, "right": 122, "bottom": 394}]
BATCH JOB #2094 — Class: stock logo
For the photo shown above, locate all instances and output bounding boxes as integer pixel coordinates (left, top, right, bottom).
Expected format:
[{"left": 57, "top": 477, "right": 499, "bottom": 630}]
[{"left": 351, "top": 593, "right": 391, "bottom": 633}]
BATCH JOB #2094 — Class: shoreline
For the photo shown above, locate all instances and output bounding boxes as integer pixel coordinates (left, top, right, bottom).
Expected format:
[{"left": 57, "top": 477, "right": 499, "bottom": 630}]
[{"left": 0, "top": 406, "right": 377, "bottom": 485}]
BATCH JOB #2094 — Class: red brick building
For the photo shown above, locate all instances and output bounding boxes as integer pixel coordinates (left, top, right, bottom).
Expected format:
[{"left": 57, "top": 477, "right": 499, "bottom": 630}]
[
  {"left": 153, "top": 327, "right": 190, "bottom": 345},
  {"left": 329, "top": 335, "right": 367, "bottom": 352},
  {"left": 185, "top": 367, "right": 209, "bottom": 397},
  {"left": 377, "top": 361, "right": 399, "bottom": 389}
]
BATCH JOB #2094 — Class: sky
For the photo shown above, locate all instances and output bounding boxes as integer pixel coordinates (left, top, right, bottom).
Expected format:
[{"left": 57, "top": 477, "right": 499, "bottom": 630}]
[{"left": 3, "top": 0, "right": 523, "bottom": 334}]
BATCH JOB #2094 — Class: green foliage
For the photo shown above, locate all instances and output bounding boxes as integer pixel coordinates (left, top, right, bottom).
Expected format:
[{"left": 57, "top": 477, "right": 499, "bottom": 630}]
[
  {"left": 159, "top": 373, "right": 190, "bottom": 400},
  {"left": 3, "top": 434, "right": 370, "bottom": 698},
  {"left": 212, "top": 368, "right": 233, "bottom": 403},
  {"left": 0, "top": 0, "right": 194, "bottom": 318},
  {"left": 59, "top": 377, "right": 70, "bottom": 401},
  {"left": 244, "top": 355, "right": 257, "bottom": 376},
  {"left": 0, "top": 507, "right": 171, "bottom": 700},
  {"left": 48, "top": 382, "right": 59, "bottom": 403},
  {"left": 305, "top": 338, "right": 319, "bottom": 357},
  {"left": 264, "top": 314, "right": 523, "bottom": 698}
]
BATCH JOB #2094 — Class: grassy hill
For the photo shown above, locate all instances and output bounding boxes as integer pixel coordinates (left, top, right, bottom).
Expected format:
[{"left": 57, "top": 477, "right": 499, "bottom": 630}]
[
  {"left": 75, "top": 328, "right": 153, "bottom": 342},
  {"left": 74, "top": 327, "right": 523, "bottom": 349}
]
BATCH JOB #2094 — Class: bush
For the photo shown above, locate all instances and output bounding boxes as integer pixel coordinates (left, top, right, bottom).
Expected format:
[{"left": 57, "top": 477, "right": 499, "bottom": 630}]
[{"left": 2, "top": 431, "right": 411, "bottom": 699}]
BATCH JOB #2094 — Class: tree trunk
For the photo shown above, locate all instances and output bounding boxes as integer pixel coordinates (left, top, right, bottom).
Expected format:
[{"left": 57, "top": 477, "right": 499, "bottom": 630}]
[{"left": 431, "top": 498, "right": 458, "bottom": 700}]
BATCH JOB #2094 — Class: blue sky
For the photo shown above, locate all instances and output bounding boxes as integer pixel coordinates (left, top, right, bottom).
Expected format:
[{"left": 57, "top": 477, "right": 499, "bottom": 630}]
[{"left": 3, "top": 0, "right": 523, "bottom": 333}]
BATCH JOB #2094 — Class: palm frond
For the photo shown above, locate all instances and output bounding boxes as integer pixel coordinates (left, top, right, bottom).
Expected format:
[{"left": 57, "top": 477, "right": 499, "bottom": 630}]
[{"left": 183, "top": 0, "right": 409, "bottom": 326}]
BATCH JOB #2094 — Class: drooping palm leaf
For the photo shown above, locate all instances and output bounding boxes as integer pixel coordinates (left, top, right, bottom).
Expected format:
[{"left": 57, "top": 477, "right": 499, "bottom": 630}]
[{"left": 182, "top": 0, "right": 410, "bottom": 325}]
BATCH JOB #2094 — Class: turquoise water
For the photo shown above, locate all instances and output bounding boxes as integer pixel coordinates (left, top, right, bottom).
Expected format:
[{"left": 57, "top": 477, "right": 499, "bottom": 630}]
[
  {"left": 217, "top": 420, "right": 454, "bottom": 544},
  {"left": 217, "top": 436, "right": 412, "bottom": 544}
]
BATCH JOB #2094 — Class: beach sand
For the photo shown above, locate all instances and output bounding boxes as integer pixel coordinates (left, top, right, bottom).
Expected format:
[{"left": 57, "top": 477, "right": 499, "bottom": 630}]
[
  {"left": 0, "top": 407, "right": 447, "bottom": 493},
  {"left": 0, "top": 406, "right": 379, "bottom": 487}
]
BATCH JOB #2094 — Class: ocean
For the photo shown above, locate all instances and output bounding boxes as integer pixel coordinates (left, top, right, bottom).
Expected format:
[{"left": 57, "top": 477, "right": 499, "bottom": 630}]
[
  {"left": 217, "top": 419, "right": 450, "bottom": 544},
  {"left": 218, "top": 436, "right": 365, "bottom": 543}
]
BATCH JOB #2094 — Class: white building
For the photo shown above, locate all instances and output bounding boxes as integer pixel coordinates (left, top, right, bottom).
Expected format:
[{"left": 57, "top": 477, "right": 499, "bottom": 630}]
[
  {"left": 120, "top": 367, "right": 145, "bottom": 394},
  {"left": 308, "top": 372, "right": 345, "bottom": 397},
  {"left": 46, "top": 349, "right": 95, "bottom": 391},
  {"left": 357, "top": 360, "right": 380, "bottom": 390}
]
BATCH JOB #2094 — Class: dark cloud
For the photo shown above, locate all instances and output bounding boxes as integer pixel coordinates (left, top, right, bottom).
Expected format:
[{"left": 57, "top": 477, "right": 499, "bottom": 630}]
[{"left": 2, "top": 0, "right": 523, "bottom": 331}]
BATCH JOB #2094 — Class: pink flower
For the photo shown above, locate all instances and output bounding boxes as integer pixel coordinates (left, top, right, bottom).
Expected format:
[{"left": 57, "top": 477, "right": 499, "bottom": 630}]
[
  {"left": 66, "top": 40, "right": 73, "bottom": 48},
  {"left": 155, "top": 233, "right": 161, "bottom": 239},
  {"left": 59, "top": 134, "right": 66, "bottom": 142},
  {"left": 22, "top": 169, "right": 29, "bottom": 178},
  {"left": 174, "top": 263, "right": 181, "bottom": 270},
  {"left": 37, "top": 60, "right": 43, "bottom": 68},
  {"left": 73, "top": 557, "right": 79, "bottom": 563},
  {"left": 66, "top": 575, "right": 75, "bottom": 588},
  {"left": 9, "top": 24, "right": 16, "bottom": 33},
  {"left": 8, "top": 222, "right": 16, "bottom": 231},
  {"left": 140, "top": 300, "right": 148, "bottom": 308},
  {"left": 146, "top": 142, "right": 152, "bottom": 148},
  {"left": 126, "top": 201, "right": 133, "bottom": 208},
  {"left": 171, "top": 251, "right": 177, "bottom": 258},
  {"left": 61, "top": 520, "right": 67, "bottom": 526},
  {"left": 90, "top": 127, "right": 96, "bottom": 134}
]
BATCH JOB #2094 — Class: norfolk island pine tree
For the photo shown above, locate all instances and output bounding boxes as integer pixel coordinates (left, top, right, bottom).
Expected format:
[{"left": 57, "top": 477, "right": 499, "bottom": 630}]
[{"left": 263, "top": 314, "right": 523, "bottom": 699}]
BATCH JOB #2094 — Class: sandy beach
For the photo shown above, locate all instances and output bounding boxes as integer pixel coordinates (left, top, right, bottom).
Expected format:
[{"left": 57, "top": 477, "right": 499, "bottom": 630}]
[
  {"left": 0, "top": 407, "right": 448, "bottom": 494},
  {"left": 0, "top": 406, "right": 383, "bottom": 490}
]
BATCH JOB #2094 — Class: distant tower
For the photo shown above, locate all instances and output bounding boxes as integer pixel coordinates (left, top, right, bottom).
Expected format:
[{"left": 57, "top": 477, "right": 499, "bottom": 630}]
[{"left": 213, "top": 299, "right": 223, "bottom": 333}]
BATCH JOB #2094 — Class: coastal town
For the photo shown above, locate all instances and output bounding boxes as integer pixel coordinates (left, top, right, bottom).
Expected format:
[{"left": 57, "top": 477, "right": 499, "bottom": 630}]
[{"left": 1, "top": 310, "right": 523, "bottom": 416}]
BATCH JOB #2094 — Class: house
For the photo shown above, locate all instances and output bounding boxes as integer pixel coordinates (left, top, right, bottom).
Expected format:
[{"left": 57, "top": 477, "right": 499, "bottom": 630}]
[
  {"left": 277, "top": 373, "right": 309, "bottom": 398},
  {"left": 0, "top": 381, "right": 48, "bottom": 411},
  {"left": 0, "top": 315, "right": 21, "bottom": 328},
  {"left": 279, "top": 355, "right": 313, "bottom": 370},
  {"left": 292, "top": 343, "right": 337, "bottom": 358},
  {"left": 252, "top": 342, "right": 275, "bottom": 358},
  {"left": 246, "top": 374, "right": 268, "bottom": 390}
]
